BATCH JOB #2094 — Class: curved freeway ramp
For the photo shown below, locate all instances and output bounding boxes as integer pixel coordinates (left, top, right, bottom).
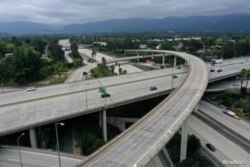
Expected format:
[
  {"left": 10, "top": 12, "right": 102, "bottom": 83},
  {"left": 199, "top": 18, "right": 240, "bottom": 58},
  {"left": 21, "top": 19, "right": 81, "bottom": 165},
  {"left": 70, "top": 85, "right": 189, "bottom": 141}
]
[{"left": 78, "top": 50, "right": 209, "bottom": 167}]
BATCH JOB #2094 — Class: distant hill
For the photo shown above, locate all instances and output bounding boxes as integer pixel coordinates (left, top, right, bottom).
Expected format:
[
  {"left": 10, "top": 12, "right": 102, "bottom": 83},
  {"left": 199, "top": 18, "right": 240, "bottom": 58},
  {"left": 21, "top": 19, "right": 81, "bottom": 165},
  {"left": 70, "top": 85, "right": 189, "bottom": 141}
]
[
  {"left": 0, "top": 14, "right": 250, "bottom": 36},
  {"left": 0, "top": 21, "right": 55, "bottom": 36},
  {"left": 0, "top": 31, "right": 11, "bottom": 38},
  {"left": 62, "top": 14, "right": 250, "bottom": 34}
]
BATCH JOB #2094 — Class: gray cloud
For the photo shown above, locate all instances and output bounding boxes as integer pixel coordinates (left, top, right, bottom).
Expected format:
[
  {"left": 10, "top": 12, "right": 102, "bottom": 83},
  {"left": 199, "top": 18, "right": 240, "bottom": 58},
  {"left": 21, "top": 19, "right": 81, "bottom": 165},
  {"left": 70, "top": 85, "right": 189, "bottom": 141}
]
[{"left": 0, "top": 0, "right": 249, "bottom": 25}]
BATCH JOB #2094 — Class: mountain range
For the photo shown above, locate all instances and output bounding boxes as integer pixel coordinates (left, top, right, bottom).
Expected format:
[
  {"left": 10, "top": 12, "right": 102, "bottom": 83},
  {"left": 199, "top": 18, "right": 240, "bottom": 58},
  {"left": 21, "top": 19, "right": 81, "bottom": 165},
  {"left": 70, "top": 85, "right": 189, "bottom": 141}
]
[{"left": 0, "top": 14, "right": 250, "bottom": 36}]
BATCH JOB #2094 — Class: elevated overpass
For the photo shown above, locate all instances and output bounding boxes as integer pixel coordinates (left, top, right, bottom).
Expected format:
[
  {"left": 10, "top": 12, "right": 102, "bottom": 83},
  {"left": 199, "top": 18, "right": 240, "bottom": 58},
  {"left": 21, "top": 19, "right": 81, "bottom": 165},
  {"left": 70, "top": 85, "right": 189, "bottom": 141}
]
[
  {"left": 0, "top": 56, "right": 249, "bottom": 137},
  {"left": 77, "top": 50, "right": 209, "bottom": 166},
  {"left": 0, "top": 146, "right": 83, "bottom": 167},
  {"left": 0, "top": 52, "right": 249, "bottom": 166}
]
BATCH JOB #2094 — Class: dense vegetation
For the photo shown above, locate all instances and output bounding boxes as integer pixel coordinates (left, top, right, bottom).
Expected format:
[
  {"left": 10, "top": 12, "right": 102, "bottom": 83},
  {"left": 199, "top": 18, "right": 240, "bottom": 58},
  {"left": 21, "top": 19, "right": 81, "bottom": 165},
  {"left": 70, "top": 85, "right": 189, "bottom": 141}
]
[
  {"left": 1, "top": 33, "right": 250, "bottom": 84},
  {"left": 82, "top": 133, "right": 105, "bottom": 155},
  {"left": 80, "top": 34, "right": 250, "bottom": 61},
  {"left": 216, "top": 93, "right": 250, "bottom": 120},
  {"left": 0, "top": 38, "right": 47, "bottom": 84},
  {"left": 167, "top": 133, "right": 214, "bottom": 167},
  {"left": 0, "top": 37, "right": 83, "bottom": 85}
]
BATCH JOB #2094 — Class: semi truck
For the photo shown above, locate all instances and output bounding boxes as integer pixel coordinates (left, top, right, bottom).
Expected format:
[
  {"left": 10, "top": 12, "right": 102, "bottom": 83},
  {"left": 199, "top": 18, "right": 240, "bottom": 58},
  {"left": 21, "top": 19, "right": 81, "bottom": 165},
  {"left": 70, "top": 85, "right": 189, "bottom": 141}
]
[
  {"left": 222, "top": 109, "right": 240, "bottom": 120},
  {"left": 211, "top": 58, "right": 223, "bottom": 66}
]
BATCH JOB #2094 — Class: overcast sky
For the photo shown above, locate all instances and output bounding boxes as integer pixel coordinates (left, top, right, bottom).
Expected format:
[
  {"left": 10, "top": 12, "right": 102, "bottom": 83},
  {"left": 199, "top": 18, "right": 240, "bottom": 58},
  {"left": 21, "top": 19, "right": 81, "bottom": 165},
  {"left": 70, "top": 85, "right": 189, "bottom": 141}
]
[{"left": 0, "top": 0, "right": 249, "bottom": 25}]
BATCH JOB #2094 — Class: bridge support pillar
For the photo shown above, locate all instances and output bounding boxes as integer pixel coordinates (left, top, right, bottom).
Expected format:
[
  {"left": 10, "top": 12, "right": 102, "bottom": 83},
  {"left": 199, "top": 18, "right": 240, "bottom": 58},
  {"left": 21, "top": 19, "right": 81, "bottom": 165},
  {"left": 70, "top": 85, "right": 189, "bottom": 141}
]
[
  {"left": 162, "top": 55, "right": 165, "bottom": 66},
  {"left": 194, "top": 106, "right": 198, "bottom": 112},
  {"left": 29, "top": 128, "right": 37, "bottom": 148},
  {"left": 102, "top": 109, "right": 107, "bottom": 142},
  {"left": 180, "top": 119, "right": 188, "bottom": 162},
  {"left": 174, "top": 56, "right": 177, "bottom": 67}
]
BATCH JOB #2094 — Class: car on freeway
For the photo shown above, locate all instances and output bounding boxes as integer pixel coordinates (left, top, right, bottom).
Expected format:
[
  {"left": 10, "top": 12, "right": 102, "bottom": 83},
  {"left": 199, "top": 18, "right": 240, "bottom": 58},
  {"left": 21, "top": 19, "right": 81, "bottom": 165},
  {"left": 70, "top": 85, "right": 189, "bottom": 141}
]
[
  {"left": 101, "top": 93, "right": 111, "bottom": 98},
  {"left": 206, "top": 143, "right": 216, "bottom": 152},
  {"left": 217, "top": 69, "right": 223, "bottom": 73},
  {"left": 176, "top": 66, "right": 181, "bottom": 69},
  {"left": 172, "top": 75, "right": 178, "bottom": 79},
  {"left": 26, "top": 87, "right": 36, "bottom": 91},
  {"left": 210, "top": 69, "right": 215, "bottom": 72},
  {"left": 149, "top": 86, "right": 157, "bottom": 91}
]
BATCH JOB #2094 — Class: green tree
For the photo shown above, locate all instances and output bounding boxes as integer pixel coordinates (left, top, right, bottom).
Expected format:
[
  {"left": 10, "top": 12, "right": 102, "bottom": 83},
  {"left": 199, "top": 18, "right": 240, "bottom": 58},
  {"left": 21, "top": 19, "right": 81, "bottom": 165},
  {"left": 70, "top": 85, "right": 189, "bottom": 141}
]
[
  {"left": 82, "top": 133, "right": 105, "bottom": 155},
  {"left": 32, "top": 39, "right": 47, "bottom": 54},
  {"left": 70, "top": 41, "right": 78, "bottom": 52},
  {"left": 48, "top": 40, "right": 64, "bottom": 61},
  {"left": 9, "top": 46, "right": 42, "bottom": 84},
  {"left": 187, "top": 135, "right": 200, "bottom": 156},
  {"left": 240, "top": 69, "right": 247, "bottom": 94},
  {"left": 119, "top": 68, "right": 123, "bottom": 75},
  {"left": 0, "top": 41, "right": 7, "bottom": 57},
  {"left": 91, "top": 49, "right": 96, "bottom": 60},
  {"left": 245, "top": 69, "right": 250, "bottom": 89},
  {"left": 110, "top": 65, "right": 115, "bottom": 74},
  {"left": 101, "top": 57, "right": 107, "bottom": 66}
]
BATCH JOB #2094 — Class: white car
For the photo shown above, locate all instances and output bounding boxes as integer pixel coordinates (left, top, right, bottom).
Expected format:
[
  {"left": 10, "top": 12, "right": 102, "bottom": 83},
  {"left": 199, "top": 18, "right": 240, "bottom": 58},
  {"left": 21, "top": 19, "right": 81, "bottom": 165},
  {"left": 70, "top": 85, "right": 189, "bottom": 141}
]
[{"left": 26, "top": 87, "right": 36, "bottom": 91}]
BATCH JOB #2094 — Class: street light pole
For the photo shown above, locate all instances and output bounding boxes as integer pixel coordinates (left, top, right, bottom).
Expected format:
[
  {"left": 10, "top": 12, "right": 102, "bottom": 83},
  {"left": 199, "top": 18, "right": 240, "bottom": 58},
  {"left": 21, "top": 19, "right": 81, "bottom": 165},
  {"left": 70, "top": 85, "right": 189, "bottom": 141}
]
[
  {"left": 103, "top": 95, "right": 107, "bottom": 142},
  {"left": 83, "top": 72, "right": 88, "bottom": 109},
  {"left": 1, "top": 79, "right": 4, "bottom": 93},
  {"left": 55, "top": 122, "right": 65, "bottom": 167},
  {"left": 17, "top": 132, "right": 25, "bottom": 167},
  {"left": 171, "top": 57, "right": 174, "bottom": 90}
]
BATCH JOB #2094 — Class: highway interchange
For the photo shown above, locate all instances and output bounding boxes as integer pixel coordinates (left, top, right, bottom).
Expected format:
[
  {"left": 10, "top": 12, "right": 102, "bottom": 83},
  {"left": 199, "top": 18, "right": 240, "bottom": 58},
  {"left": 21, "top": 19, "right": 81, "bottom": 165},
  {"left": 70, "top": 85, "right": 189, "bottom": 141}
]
[
  {"left": 0, "top": 55, "right": 249, "bottom": 137},
  {"left": 0, "top": 50, "right": 249, "bottom": 166}
]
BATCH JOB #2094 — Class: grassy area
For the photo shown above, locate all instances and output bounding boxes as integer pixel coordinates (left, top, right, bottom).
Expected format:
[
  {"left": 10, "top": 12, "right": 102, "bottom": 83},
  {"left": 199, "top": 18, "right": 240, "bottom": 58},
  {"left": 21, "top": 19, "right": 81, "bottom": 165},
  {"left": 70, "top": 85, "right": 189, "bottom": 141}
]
[
  {"left": 215, "top": 92, "right": 250, "bottom": 121},
  {"left": 167, "top": 133, "right": 215, "bottom": 167},
  {"left": 90, "top": 66, "right": 115, "bottom": 78},
  {"left": 132, "top": 64, "right": 156, "bottom": 71}
]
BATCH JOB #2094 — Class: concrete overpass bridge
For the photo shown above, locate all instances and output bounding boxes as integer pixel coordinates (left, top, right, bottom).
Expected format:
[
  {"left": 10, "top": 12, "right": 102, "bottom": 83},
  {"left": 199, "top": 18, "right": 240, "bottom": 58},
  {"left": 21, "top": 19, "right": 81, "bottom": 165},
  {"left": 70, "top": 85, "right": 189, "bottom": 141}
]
[
  {"left": 0, "top": 54, "right": 248, "bottom": 139},
  {"left": 0, "top": 50, "right": 249, "bottom": 166}
]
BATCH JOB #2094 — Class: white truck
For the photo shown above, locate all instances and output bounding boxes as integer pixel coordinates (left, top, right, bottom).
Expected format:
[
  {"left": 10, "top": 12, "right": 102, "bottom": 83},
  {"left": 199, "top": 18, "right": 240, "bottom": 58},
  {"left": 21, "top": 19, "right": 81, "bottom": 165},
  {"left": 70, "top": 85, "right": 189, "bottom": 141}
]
[
  {"left": 222, "top": 109, "right": 240, "bottom": 120},
  {"left": 211, "top": 58, "right": 223, "bottom": 65}
]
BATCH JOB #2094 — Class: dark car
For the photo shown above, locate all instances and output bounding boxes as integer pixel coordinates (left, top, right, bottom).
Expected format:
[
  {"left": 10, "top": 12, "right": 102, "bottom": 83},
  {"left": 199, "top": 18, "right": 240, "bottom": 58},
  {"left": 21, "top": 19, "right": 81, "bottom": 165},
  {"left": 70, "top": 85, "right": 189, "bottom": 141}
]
[
  {"left": 101, "top": 93, "right": 111, "bottom": 98},
  {"left": 210, "top": 69, "right": 215, "bottom": 72},
  {"left": 217, "top": 69, "right": 223, "bottom": 73},
  {"left": 206, "top": 143, "right": 216, "bottom": 152},
  {"left": 172, "top": 75, "right": 178, "bottom": 79},
  {"left": 149, "top": 86, "right": 157, "bottom": 91},
  {"left": 176, "top": 66, "right": 181, "bottom": 69}
]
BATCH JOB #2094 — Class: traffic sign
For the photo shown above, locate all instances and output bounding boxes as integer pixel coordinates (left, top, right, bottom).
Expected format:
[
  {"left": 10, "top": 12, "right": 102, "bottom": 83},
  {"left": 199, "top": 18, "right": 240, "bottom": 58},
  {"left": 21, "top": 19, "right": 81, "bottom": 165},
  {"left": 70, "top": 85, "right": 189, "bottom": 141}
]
[{"left": 99, "top": 86, "right": 106, "bottom": 93}]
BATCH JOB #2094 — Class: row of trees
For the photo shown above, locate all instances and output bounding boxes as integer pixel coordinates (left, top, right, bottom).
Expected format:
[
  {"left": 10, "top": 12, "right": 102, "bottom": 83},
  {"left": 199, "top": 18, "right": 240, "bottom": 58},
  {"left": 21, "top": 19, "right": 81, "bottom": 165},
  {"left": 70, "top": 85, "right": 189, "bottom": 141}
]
[
  {"left": 240, "top": 68, "right": 250, "bottom": 95},
  {"left": 0, "top": 46, "right": 43, "bottom": 84},
  {"left": 48, "top": 40, "right": 64, "bottom": 61},
  {"left": 0, "top": 38, "right": 79, "bottom": 85}
]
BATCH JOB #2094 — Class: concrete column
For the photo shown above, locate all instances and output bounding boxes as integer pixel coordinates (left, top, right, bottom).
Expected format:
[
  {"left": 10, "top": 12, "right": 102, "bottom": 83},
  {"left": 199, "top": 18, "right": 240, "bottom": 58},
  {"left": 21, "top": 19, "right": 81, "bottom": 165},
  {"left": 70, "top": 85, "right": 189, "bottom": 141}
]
[
  {"left": 194, "top": 106, "right": 198, "bottom": 113},
  {"left": 102, "top": 109, "right": 107, "bottom": 142},
  {"left": 137, "top": 52, "right": 139, "bottom": 62},
  {"left": 162, "top": 147, "right": 174, "bottom": 167},
  {"left": 36, "top": 127, "right": 42, "bottom": 147},
  {"left": 29, "top": 128, "right": 37, "bottom": 148},
  {"left": 174, "top": 56, "right": 177, "bottom": 67},
  {"left": 180, "top": 119, "right": 188, "bottom": 161},
  {"left": 162, "top": 55, "right": 165, "bottom": 66}
]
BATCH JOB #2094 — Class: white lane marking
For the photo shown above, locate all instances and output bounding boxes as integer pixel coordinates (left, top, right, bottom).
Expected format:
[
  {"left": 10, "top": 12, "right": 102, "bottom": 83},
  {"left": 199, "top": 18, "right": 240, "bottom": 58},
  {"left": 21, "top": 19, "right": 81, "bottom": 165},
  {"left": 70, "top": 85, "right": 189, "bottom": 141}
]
[{"left": 7, "top": 158, "right": 19, "bottom": 162}]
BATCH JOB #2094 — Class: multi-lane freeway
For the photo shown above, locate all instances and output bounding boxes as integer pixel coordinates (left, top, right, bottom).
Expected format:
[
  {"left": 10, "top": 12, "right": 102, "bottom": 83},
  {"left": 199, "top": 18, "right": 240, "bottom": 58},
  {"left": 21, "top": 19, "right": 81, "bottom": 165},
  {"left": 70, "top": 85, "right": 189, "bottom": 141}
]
[
  {"left": 0, "top": 146, "right": 83, "bottom": 167},
  {"left": 0, "top": 55, "right": 249, "bottom": 137},
  {"left": 77, "top": 50, "right": 209, "bottom": 166},
  {"left": 0, "top": 51, "right": 249, "bottom": 167},
  {"left": 188, "top": 116, "right": 249, "bottom": 167}
]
